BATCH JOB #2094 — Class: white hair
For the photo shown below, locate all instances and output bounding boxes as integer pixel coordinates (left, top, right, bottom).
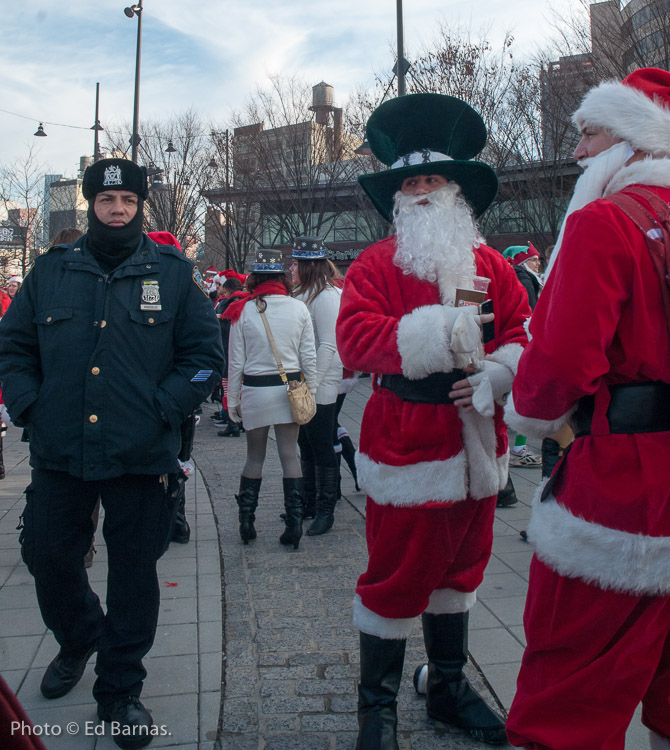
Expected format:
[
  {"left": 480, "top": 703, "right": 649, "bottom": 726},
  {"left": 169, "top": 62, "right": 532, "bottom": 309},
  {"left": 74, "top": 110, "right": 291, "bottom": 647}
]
[{"left": 393, "top": 183, "right": 480, "bottom": 304}]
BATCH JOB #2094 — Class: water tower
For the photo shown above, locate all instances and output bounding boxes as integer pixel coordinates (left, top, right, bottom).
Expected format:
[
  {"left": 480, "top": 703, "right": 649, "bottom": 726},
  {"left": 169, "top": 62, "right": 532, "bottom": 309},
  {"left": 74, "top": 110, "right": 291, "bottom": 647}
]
[{"left": 310, "top": 82, "right": 335, "bottom": 125}]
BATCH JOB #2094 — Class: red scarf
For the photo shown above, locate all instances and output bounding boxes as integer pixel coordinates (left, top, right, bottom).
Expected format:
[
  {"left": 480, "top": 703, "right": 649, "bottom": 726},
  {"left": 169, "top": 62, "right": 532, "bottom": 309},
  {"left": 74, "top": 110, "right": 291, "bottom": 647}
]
[{"left": 222, "top": 281, "right": 288, "bottom": 323}]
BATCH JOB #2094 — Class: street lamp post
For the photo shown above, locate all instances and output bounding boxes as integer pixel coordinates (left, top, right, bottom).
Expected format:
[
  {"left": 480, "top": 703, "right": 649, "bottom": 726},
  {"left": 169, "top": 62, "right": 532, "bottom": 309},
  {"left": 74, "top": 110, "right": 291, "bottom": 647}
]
[
  {"left": 396, "top": 0, "right": 406, "bottom": 96},
  {"left": 91, "top": 82, "right": 104, "bottom": 162},
  {"left": 125, "top": 1, "right": 144, "bottom": 163}
]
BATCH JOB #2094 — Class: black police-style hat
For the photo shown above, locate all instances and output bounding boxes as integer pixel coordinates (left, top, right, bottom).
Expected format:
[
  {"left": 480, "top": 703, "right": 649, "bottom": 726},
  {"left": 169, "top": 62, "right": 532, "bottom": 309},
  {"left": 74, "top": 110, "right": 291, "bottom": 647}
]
[{"left": 82, "top": 158, "right": 149, "bottom": 201}]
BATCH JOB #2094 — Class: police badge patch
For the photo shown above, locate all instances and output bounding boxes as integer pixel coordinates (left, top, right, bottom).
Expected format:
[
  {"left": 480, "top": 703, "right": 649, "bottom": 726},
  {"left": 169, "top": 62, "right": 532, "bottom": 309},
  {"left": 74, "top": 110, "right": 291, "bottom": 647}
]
[
  {"left": 141, "top": 280, "right": 162, "bottom": 310},
  {"left": 192, "top": 266, "right": 209, "bottom": 297},
  {"left": 103, "top": 165, "right": 123, "bottom": 187}
]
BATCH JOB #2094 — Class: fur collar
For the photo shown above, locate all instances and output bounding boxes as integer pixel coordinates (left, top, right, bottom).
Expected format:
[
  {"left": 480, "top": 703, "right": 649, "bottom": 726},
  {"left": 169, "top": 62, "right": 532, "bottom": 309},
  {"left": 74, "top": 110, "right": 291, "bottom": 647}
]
[{"left": 605, "top": 157, "right": 670, "bottom": 196}]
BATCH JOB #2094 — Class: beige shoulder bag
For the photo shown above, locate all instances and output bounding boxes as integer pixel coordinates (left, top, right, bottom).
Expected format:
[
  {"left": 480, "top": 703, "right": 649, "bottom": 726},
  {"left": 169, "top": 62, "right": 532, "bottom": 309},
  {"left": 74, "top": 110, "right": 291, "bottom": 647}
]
[{"left": 258, "top": 308, "right": 316, "bottom": 426}]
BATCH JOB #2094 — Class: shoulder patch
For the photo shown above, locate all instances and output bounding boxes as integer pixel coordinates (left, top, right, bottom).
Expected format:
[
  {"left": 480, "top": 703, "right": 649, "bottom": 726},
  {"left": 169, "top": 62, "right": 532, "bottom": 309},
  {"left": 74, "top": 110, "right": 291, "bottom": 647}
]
[{"left": 192, "top": 266, "right": 210, "bottom": 297}]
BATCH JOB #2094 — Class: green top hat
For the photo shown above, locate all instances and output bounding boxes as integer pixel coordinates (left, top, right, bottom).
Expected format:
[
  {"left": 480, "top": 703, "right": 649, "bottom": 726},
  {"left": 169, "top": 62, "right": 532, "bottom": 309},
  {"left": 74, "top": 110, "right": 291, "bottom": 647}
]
[{"left": 358, "top": 93, "right": 498, "bottom": 220}]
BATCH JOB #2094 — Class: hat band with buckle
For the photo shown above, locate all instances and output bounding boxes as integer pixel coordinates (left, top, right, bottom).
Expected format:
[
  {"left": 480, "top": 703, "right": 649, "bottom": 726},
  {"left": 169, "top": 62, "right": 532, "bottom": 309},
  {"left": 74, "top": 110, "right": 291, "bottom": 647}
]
[{"left": 391, "top": 150, "right": 453, "bottom": 169}]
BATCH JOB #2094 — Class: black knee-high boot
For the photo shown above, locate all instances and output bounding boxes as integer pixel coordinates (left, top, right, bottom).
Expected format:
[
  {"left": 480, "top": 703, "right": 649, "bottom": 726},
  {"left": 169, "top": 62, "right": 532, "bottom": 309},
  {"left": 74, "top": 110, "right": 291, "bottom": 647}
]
[
  {"left": 0, "top": 435, "right": 5, "bottom": 480},
  {"left": 356, "top": 632, "right": 406, "bottom": 750},
  {"left": 235, "top": 477, "right": 261, "bottom": 544},
  {"left": 279, "top": 477, "right": 303, "bottom": 550},
  {"left": 301, "top": 459, "right": 316, "bottom": 519},
  {"left": 421, "top": 612, "right": 506, "bottom": 745},
  {"left": 306, "top": 466, "right": 339, "bottom": 536}
]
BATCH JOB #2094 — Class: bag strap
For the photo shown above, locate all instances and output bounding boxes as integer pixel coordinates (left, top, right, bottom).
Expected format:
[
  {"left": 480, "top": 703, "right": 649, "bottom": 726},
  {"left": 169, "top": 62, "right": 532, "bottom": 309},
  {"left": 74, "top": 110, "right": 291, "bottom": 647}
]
[
  {"left": 257, "top": 308, "right": 289, "bottom": 387},
  {"left": 606, "top": 188, "right": 670, "bottom": 332}
]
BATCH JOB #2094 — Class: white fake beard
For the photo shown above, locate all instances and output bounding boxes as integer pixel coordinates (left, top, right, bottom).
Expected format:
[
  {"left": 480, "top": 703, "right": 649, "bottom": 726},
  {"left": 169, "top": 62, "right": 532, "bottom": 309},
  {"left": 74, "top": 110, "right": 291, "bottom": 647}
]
[
  {"left": 544, "top": 141, "right": 632, "bottom": 280},
  {"left": 393, "top": 183, "right": 479, "bottom": 304}
]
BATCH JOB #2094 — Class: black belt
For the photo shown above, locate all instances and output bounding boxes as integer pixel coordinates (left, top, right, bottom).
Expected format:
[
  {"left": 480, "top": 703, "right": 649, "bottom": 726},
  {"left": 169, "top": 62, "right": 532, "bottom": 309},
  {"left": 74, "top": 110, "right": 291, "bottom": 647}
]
[
  {"left": 243, "top": 372, "right": 301, "bottom": 387},
  {"left": 379, "top": 370, "right": 468, "bottom": 404},
  {"left": 574, "top": 381, "right": 670, "bottom": 436}
]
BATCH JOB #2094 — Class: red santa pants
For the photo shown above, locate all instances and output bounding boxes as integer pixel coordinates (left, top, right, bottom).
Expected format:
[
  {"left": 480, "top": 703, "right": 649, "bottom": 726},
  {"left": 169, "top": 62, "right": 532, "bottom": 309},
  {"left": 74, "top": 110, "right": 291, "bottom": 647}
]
[
  {"left": 507, "top": 557, "right": 670, "bottom": 750},
  {"left": 356, "top": 496, "right": 496, "bottom": 621}
]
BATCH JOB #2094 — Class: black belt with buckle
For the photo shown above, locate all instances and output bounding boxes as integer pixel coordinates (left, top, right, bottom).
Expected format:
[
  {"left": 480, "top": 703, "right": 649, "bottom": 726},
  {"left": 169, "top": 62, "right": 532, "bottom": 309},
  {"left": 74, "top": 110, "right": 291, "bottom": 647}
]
[
  {"left": 379, "top": 370, "right": 468, "bottom": 404},
  {"left": 243, "top": 372, "right": 301, "bottom": 387},
  {"left": 574, "top": 381, "right": 670, "bottom": 436}
]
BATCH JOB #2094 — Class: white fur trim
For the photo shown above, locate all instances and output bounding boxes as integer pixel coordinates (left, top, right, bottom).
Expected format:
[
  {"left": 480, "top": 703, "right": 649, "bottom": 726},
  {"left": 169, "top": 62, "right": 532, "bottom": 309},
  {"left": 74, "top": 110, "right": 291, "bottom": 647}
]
[
  {"left": 573, "top": 80, "right": 670, "bottom": 157},
  {"left": 528, "top": 493, "right": 670, "bottom": 596},
  {"left": 649, "top": 730, "right": 670, "bottom": 749},
  {"left": 604, "top": 157, "right": 670, "bottom": 196},
  {"left": 425, "top": 588, "right": 477, "bottom": 614},
  {"left": 353, "top": 594, "right": 417, "bottom": 639},
  {"left": 356, "top": 450, "right": 468, "bottom": 505},
  {"left": 487, "top": 342, "right": 524, "bottom": 376},
  {"left": 357, "top": 435, "right": 507, "bottom": 504},
  {"left": 396, "top": 305, "right": 454, "bottom": 379},
  {"left": 460, "top": 408, "right": 503, "bottom": 499},
  {"left": 504, "top": 392, "right": 575, "bottom": 439}
]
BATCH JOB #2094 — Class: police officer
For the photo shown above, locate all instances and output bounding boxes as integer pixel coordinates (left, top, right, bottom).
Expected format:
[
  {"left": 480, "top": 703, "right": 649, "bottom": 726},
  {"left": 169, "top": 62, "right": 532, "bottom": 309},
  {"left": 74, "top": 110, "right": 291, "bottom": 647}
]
[{"left": 0, "top": 158, "right": 224, "bottom": 749}]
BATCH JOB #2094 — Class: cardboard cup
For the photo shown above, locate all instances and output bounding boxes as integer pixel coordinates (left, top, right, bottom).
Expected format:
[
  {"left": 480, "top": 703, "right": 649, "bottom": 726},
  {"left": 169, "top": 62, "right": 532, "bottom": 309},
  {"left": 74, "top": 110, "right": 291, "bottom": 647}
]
[{"left": 455, "top": 275, "right": 490, "bottom": 307}]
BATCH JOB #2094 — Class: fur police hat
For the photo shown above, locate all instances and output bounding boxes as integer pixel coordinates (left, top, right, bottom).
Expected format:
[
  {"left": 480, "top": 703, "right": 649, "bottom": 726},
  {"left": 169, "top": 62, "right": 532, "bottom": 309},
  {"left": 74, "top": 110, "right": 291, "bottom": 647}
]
[
  {"left": 573, "top": 67, "right": 670, "bottom": 158},
  {"left": 82, "top": 158, "right": 149, "bottom": 201}
]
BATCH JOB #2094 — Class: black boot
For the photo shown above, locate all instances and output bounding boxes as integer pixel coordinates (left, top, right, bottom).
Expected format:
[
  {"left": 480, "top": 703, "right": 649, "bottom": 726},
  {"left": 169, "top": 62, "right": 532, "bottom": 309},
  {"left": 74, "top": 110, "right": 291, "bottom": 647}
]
[
  {"left": 541, "top": 437, "right": 562, "bottom": 478},
  {"left": 218, "top": 421, "right": 241, "bottom": 437},
  {"left": 421, "top": 612, "right": 506, "bottom": 745},
  {"left": 0, "top": 434, "right": 5, "bottom": 480},
  {"left": 301, "top": 458, "right": 316, "bottom": 519},
  {"left": 356, "top": 632, "right": 405, "bottom": 750},
  {"left": 306, "top": 466, "right": 339, "bottom": 536},
  {"left": 496, "top": 474, "right": 518, "bottom": 508},
  {"left": 171, "top": 481, "right": 190, "bottom": 544},
  {"left": 236, "top": 476, "right": 261, "bottom": 544},
  {"left": 279, "top": 477, "right": 304, "bottom": 550}
]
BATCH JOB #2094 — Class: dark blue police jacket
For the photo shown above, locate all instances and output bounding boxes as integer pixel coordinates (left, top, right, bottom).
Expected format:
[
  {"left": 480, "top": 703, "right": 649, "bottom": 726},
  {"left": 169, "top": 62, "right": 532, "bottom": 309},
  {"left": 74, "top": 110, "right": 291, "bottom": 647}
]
[{"left": 0, "top": 234, "right": 224, "bottom": 480}]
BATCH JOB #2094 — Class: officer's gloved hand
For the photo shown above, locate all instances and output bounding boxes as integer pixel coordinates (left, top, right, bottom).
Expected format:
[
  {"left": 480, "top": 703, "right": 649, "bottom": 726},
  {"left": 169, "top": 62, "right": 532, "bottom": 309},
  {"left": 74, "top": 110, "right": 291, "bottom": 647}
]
[
  {"left": 228, "top": 404, "right": 243, "bottom": 423},
  {"left": 466, "top": 360, "right": 514, "bottom": 417}
]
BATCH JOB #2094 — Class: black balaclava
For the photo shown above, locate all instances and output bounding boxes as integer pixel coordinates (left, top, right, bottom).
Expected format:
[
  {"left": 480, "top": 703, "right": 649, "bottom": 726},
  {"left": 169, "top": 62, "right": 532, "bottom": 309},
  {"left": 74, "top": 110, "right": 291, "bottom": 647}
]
[
  {"left": 86, "top": 199, "right": 144, "bottom": 272},
  {"left": 81, "top": 158, "right": 149, "bottom": 273}
]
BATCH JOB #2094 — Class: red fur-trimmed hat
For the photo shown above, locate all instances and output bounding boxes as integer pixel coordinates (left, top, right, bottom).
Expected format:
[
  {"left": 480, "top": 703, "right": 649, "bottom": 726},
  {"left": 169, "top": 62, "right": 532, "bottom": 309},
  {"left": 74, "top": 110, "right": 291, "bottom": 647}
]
[
  {"left": 147, "top": 231, "right": 182, "bottom": 251},
  {"left": 502, "top": 242, "right": 540, "bottom": 267},
  {"left": 572, "top": 67, "right": 670, "bottom": 157}
]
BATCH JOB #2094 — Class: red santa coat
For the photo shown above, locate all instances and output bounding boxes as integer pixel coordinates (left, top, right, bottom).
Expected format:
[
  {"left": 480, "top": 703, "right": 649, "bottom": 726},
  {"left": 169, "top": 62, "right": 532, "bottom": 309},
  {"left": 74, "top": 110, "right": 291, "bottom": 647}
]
[
  {"left": 507, "top": 181, "right": 670, "bottom": 596},
  {"left": 336, "top": 236, "right": 530, "bottom": 506}
]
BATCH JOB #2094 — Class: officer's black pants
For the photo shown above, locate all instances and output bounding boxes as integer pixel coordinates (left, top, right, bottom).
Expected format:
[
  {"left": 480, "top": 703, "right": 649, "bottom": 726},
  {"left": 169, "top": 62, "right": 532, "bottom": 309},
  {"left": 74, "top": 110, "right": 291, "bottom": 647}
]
[{"left": 20, "top": 469, "right": 177, "bottom": 705}]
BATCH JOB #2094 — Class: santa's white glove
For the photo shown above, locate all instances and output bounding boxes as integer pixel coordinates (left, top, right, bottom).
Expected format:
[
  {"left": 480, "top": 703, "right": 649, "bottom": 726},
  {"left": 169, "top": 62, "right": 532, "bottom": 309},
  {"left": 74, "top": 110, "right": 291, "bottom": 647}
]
[
  {"left": 228, "top": 404, "right": 243, "bottom": 423},
  {"left": 0, "top": 404, "right": 10, "bottom": 425},
  {"left": 466, "top": 360, "right": 515, "bottom": 417},
  {"left": 451, "top": 312, "right": 485, "bottom": 370},
  {"left": 442, "top": 305, "right": 478, "bottom": 336}
]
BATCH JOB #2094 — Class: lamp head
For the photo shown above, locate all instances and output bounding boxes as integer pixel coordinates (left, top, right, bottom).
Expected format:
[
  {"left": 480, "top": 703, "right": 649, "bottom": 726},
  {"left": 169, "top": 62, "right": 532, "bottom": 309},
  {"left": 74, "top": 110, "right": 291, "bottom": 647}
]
[{"left": 124, "top": 5, "right": 141, "bottom": 18}]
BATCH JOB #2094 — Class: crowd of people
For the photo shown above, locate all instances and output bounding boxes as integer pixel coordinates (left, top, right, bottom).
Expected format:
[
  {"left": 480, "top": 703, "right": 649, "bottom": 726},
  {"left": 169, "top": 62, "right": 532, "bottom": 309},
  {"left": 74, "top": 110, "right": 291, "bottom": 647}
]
[{"left": 1, "top": 64, "right": 669, "bottom": 750}]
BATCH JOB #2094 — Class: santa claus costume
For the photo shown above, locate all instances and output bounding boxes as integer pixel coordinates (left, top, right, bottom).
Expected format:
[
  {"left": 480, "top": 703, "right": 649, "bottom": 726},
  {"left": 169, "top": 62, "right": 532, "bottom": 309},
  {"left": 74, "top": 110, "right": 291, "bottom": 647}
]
[
  {"left": 336, "top": 93, "right": 530, "bottom": 748},
  {"left": 504, "top": 68, "right": 670, "bottom": 750}
]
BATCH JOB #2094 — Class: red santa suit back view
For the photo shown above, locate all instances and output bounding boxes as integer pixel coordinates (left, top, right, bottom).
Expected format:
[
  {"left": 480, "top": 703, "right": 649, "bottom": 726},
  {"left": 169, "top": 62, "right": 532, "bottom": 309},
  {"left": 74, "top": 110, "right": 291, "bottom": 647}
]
[{"left": 505, "top": 67, "right": 670, "bottom": 750}]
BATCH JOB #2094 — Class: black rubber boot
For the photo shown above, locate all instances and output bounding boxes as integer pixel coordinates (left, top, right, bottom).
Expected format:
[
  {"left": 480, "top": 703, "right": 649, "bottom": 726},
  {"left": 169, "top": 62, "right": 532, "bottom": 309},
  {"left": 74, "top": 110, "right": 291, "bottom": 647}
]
[
  {"left": 171, "top": 482, "right": 191, "bottom": 544},
  {"left": 306, "top": 466, "right": 339, "bottom": 536},
  {"left": 279, "top": 477, "right": 304, "bottom": 550},
  {"left": 356, "top": 632, "right": 405, "bottom": 750},
  {"left": 235, "top": 476, "right": 261, "bottom": 544},
  {"left": 541, "top": 437, "right": 562, "bottom": 478},
  {"left": 301, "top": 459, "right": 316, "bottom": 519},
  {"left": 496, "top": 475, "right": 518, "bottom": 508},
  {"left": 421, "top": 612, "right": 506, "bottom": 745}
]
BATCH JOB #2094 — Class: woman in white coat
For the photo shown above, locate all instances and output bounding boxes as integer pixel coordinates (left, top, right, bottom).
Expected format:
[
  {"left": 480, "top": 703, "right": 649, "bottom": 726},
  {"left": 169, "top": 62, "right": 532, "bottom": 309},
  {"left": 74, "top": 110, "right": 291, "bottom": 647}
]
[
  {"left": 290, "top": 236, "right": 343, "bottom": 536},
  {"left": 225, "top": 253, "right": 317, "bottom": 549}
]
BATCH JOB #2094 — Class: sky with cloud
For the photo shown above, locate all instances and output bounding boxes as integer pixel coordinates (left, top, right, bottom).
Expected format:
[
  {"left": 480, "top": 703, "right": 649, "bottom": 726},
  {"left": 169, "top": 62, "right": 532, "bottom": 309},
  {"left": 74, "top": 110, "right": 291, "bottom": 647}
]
[{"left": 1, "top": 0, "right": 577, "bottom": 178}]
